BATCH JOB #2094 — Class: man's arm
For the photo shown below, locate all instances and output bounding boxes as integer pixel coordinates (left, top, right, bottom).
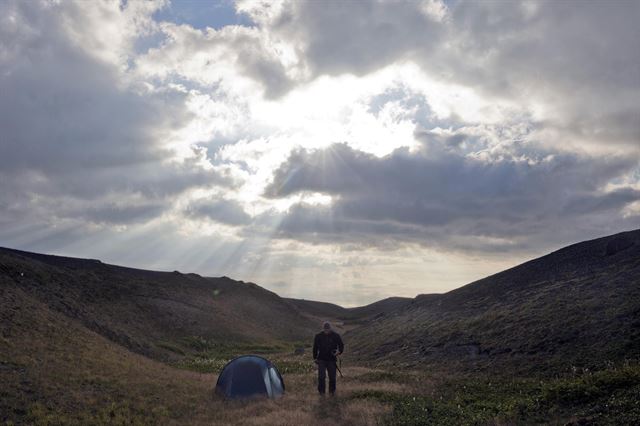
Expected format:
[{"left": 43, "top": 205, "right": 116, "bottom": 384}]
[
  {"left": 312, "top": 334, "right": 319, "bottom": 359},
  {"left": 337, "top": 333, "right": 344, "bottom": 355}
]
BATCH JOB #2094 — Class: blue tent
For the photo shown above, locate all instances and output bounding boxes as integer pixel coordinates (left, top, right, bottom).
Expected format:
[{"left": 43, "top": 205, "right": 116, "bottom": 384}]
[{"left": 215, "top": 355, "right": 285, "bottom": 399}]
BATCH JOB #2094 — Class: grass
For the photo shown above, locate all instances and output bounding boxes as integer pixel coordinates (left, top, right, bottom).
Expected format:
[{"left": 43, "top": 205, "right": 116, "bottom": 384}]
[
  {"left": 167, "top": 339, "right": 640, "bottom": 425},
  {"left": 3, "top": 294, "right": 639, "bottom": 426},
  {"left": 172, "top": 339, "right": 314, "bottom": 374},
  {"left": 156, "top": 341, "right": 186, "bottom": 355},
  {"left": 348, "top": 363, "right": 640, "bottom": 425},
  {"left": 3, "top": 242, "right": 640, "bottom": 425},
  {"left": 4, "top": 316, "right": 640, "bottom": 426},
  {"left": 20, "top": 401, "right": 165, "bottom": 426},
  {"left": 2, "top": 291, "right": 639, "bottom": 425}
]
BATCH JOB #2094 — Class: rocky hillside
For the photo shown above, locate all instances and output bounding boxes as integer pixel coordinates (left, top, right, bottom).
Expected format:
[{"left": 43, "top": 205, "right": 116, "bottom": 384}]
[{"left": 347, "top": 230, "right": 640, "bottom": 373}]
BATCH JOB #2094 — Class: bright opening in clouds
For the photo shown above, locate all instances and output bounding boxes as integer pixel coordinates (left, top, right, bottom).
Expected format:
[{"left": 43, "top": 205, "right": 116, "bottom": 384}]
[{"left": 1, "top": 0, "right": 639, "bottom": 306}]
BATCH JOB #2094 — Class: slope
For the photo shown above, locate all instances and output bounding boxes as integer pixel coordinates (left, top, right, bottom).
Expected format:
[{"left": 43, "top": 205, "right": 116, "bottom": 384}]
[
  {"left": 1, "top": 283, "right": 216, "bottom": 424},
  {"left": 347, "top": 230, "right": 640, "bottom": 373},
  {"left": 286, "top": 297, "right": 412, "bottom": 323},
  {"left": 0, "top": 247, "right": 316, "bottom": 361}
]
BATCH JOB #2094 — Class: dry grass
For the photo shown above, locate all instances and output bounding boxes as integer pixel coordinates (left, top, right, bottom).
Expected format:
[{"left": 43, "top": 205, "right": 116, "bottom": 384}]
[
  {"left": 3, "top": 297, "right": 640, "bottom": 426},
  {"left": 0, "top": 287, "right": 396, "bottom": 425},
  {"left": 1, "top": 283, "right": 395, "bottom": 425},
  {"left": 186, "top": 367, "right": 397, "bottom": 426}
]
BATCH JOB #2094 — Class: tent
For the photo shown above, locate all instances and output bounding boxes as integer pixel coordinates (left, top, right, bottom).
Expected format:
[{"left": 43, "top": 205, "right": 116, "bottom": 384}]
[{"left": 215, "top": 355, "right": 285, "bottom": 399}]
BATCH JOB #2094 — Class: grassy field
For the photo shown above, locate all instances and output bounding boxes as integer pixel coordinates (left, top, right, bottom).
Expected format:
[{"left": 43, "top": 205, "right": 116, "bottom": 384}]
[
  {"left": 2, "top": 287, "right": 640, "bottom": 425},
  {"left": 174, "top": 343, "right": 640, "bottom": 425},
  {"left": 5, "top": 337, "right": 639, "bottom": 425},
  {"left": 7, "top": 357, "right": 640, "bottom": 425}
]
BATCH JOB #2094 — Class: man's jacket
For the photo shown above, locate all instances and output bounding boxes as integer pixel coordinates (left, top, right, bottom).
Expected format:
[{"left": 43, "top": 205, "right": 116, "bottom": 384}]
[{"left": 313, "top": 331, "right": 344, "bottom": 362}]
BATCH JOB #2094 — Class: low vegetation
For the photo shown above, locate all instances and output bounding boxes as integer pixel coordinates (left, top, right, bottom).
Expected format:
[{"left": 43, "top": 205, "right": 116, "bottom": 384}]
[
  {"left": 173, "top": 340, "right": 314, "bottom": 375},
  {"left": 2, "top": 231, "right": 640, "bottom": 424},
  {"left": 349, "top": 362, "right": 640, "bottom": 425},
  {"left": 2, "top": 291, "right": 640, "bottom": 425}
]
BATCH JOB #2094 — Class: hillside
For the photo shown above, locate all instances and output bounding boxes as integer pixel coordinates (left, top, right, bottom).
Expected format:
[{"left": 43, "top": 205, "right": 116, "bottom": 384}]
[
  {"left": 0, "top": 247, "right": 399, "bottom": 424},
  {"left": 347, "top": 297, "right": 413, "bottom": 320},
  {"left": 1, "top": 274, "right": 401, "bottom": 425},
  {"left": 0, "top": 247, "right": 316, "bottom": 361},
  {"left": 347, "top": 230, "right": 640, "bottom": 373},
  {"left": 2, "top": 232, "right": 640, "bottom": 424},
  {"left": 285, "top": 298, "right": 349, "bottom": 320},
  {"left": 287, "top": 297, "right": 412, "bottom": 324}
]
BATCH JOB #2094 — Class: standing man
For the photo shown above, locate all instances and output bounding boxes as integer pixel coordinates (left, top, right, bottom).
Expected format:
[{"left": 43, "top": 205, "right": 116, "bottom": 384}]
[{"left": 313, "top": 321, "right": 344, "bottom": 396}]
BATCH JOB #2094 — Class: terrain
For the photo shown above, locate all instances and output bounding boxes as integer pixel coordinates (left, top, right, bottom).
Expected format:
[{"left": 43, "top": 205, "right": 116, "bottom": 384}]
[
  {"left": 0, "top": 248, "right": 316, "bottom": 362},
  {"left": 286, "top": 296, "right": 412, "bottom": 329},
  {"left": 349, "top": 230, "right": 640, "bottom": 373},
  {"left": 1, "top": 230, "right": 640, "bottom": 424}
]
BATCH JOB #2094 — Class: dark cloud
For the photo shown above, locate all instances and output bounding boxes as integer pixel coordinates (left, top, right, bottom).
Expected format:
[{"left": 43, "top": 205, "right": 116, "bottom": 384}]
[
  {"left": 0, "top": 1, "right": 181, "bottom": 173},
  {"left": 1, "top": 0, "right": 639, "bottom": 287},
  {"left": 264, "top": 139, "right": 640, "bottom": 252},
  {"left": 271, "top": 0, "right": 443, "bottom": 77},
  {"left": 235, "top": 35, "right": 295, "bottom": 99},
  {"left": 443, "top": 1, "right": 640, "bottom": 147},
  {"left": 185, "top": 198, "right": 252, "bottom": 226},
  {"left": 79, "top": 203, "right": 167, "bottom": 226},
  {"left": 0, "top": 1, "right": 231, "bottom": 227},
  {"left": 562, "top": 188, "right": 640, "bottom": 216}
]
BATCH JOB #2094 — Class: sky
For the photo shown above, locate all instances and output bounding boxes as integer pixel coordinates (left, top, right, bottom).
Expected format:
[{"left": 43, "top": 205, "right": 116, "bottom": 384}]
[{"left": 1, "top": 0, "right": 639, "bottom": 306}]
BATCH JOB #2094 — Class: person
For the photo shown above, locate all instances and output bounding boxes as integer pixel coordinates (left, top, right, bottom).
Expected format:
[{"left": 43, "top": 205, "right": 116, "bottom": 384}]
[{"left": 312, "top": 321, "right": 344, "bottom": 396}]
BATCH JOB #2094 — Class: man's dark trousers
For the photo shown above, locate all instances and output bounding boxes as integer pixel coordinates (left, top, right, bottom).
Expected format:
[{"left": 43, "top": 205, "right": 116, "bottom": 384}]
[{"left": 317, "top": 359, "right": 337, "bottom": 394}]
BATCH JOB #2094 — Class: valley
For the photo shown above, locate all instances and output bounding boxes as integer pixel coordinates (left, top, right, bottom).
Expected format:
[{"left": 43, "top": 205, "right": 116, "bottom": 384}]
[{"left": 2, "top": 230, "right": 640, "bottom": 424}]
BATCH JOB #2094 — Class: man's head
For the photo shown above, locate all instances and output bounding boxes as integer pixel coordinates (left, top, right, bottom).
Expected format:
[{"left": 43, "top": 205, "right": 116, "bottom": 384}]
[{"left": 323, "top": 321, "right": 331, "bottom": 334}]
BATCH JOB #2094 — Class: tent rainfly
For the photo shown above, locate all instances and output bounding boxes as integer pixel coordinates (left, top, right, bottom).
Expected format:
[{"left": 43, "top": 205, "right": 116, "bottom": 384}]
[{"left": 215, "top": 355, "right": 285, "bottom": 399}]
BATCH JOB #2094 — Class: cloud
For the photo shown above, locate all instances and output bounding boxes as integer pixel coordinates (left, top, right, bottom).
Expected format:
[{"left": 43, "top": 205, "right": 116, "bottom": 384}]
[
  {"left": 1, "top": 0, "right": 639, "bottom": 303},
  {"left": 443, "top": 1, "right": 640, "bottom": 149},
  {"left": 135, "top": 21, "right": 294, "bottom": 98},
  {"left": 263, "top": 0, "right": 444, "bottom": 77},
  {"left": 185, "top": 197, "right": 252, "bottom": 226},
  {"left": 79, "top": 202, "right": 167, "bottom": 226},
  {"left": 0, "top": 2, "right": 175, "bottom": 173},
  {"left": 264, "top": 136, "right": 640, "bottom": 252},
  {"left": 237, "top": 0, "right": 640, "bottom": 149},
  {"left": 0, "top": 1, "right": 232, "bottom": 229}
]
